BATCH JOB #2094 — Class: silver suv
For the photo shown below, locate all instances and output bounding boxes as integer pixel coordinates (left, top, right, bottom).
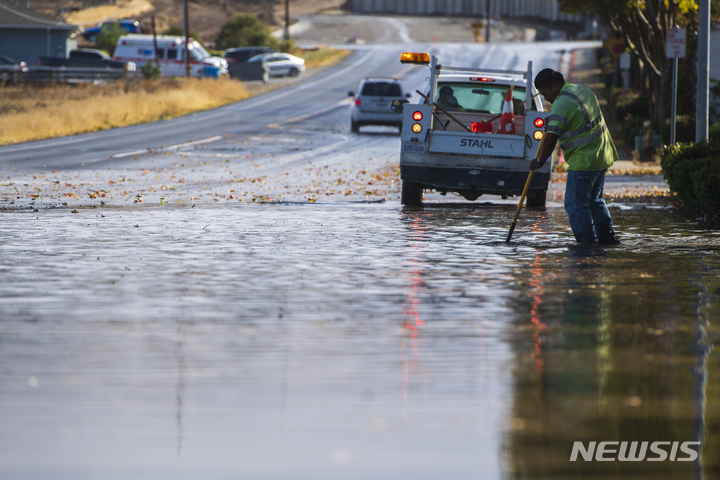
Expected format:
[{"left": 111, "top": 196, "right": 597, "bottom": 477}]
[{"left": 348, "top": 78, "right": 410, "bottom": 133}]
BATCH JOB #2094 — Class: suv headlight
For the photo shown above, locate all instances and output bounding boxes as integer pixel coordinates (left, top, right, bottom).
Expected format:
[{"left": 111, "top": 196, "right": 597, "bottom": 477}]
[{"left": 126, "top": 62, "right": 136, "bottom": 72}]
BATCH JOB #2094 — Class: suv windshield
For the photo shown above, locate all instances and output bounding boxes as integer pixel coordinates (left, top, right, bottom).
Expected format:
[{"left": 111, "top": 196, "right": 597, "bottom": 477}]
[
  {"left": 189, "top": 42, "right": 211, "bottom": 60},
  {"left": 435, "top": 83, "right": 534, "bottom": 115},
  {"left": 361, "top": 82, "right": 402, "bottom": 97}
]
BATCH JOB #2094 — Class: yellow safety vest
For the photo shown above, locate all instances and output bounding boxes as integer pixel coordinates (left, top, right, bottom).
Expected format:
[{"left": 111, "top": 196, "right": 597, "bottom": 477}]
[{"left": 546, "top": 83, "right": 618, "bottom": 171}]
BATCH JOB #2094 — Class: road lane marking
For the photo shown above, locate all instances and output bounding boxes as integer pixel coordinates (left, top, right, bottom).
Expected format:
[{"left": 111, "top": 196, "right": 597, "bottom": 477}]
[
  {"left": 160, "top": 135, "right": 223, "bottom": 151},
  {"left": 283, "top": 98, "right": 353, "bottom": 124},
  {"left": 107, "top": 136, "right": 223, "bottom": 160},
  {"left": 112, "top": 149, "right": 148, "bottom": 159}
]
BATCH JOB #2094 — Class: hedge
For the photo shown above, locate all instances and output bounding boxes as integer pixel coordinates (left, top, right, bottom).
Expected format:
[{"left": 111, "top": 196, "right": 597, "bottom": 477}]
[{"left": 661, "top": 141, "right": 720, "bottom": 223}]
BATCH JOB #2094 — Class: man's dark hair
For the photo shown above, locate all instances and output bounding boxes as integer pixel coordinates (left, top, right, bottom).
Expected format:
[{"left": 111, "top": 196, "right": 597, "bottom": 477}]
[{"left": 534, "top": 69, "right": 565, "bottom": 89}]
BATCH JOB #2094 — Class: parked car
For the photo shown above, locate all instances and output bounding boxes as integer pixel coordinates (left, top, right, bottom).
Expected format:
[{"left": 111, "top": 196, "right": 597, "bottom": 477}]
[
  {"left": 37, "top": 49, "right": 135, "bottom": 71},
  {"left": 0, "top": 54, "right": 27, "bottom": 70},
  {"left": 83, "top": 19, "right": 142, "bottom": 43},
  {"left": 0, "top": 54, "right": 28, "bottom": 82},
  {"left": 247, "top": 52, "right": 305, "bottom": 77},
  {"left": 348, "top": 78, "right": 411, "bottom": 133},
  {"left": 223, "top": 46, "right": 275, "bottom": 64}
]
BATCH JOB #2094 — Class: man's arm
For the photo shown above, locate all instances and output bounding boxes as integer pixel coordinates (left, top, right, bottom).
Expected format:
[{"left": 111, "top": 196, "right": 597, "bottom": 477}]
[{"left": 529, "top": 133, "right": 559, "bottom": 170}]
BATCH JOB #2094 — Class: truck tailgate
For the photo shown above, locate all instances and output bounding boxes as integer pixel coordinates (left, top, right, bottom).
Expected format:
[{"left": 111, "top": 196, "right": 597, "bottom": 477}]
[{"left": 428, "top": 131, "right": 526, "bottom": 158}]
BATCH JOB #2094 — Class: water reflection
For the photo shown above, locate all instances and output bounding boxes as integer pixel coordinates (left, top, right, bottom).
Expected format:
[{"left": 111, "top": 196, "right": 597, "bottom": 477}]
[{"left": 0, "top": 204, "right": 717, "bottom": 479}]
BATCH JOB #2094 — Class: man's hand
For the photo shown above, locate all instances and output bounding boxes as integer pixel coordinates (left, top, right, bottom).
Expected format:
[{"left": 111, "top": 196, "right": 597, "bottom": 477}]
[{"left": 529, "top": 158, "right": 545, "bottom": 170}]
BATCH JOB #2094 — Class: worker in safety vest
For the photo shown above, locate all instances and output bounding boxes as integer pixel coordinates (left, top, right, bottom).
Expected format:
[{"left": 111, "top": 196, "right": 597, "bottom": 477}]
[{"left": 529, "top": 68, "right": 621, "bottom": 245}]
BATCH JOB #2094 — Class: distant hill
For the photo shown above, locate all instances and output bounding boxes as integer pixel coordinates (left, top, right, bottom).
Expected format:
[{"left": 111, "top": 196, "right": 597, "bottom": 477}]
[{"left": 29, "top": 0, "right": 347, "bottom": 47}]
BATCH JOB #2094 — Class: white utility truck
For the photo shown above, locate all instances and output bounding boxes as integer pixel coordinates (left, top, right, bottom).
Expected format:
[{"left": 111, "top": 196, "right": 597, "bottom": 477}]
[{"left": 395, "top": 52, "right": 551, "bottom": 206}]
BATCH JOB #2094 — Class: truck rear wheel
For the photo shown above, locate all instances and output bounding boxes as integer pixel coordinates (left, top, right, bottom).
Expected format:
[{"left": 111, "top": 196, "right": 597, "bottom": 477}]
[
  {"left": 401, "top": 180, "right": 423, "bottom": 206},
  {"left": 527, "top": 190, "right": 547, "bottom": 208},
  {"left": 351, "top": 120, "right": 360, "bottom": 134}
]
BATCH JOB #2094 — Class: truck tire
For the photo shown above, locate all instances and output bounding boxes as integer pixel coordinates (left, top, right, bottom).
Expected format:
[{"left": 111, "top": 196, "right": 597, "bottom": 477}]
[
  {"left": 401, "top": 180, "right": 423, "bottom": 206},
  {"left": 527, "top": 190, "right": 547, "bottom": 208},
  {"left": 351, "top": 120, "right": 360, "bottom": 134}
]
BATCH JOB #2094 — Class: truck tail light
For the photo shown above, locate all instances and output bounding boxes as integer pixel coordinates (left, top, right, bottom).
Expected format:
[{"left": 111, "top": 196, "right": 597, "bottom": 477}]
[
  {"left": 412, "top": 124, "right": 423, "bottom": 133},
  {"left": 469, "top": 77, "right": 495, "bottom": 82},
  {"left": 412, "top": 111, "right": 423, "bottom": 121},
  {"left": 355, "top": 98, "right": 361, "bottom": 106},
  {"left": 534, "top": 118, "right": 545, "bottom": 128},
  {"left": 534, "top": 131, "right": 544, "bottom": 140}
]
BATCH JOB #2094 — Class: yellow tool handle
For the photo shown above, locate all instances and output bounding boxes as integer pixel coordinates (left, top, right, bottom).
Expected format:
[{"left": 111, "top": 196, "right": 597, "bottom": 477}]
[{"left": 505, "top": 136, "right": 545, "bottom": 243}]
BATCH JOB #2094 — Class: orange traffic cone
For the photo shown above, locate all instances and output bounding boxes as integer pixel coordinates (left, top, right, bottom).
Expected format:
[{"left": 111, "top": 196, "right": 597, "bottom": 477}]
[{"left": 499, "top": 85, "right": 516, "bottom": 135}]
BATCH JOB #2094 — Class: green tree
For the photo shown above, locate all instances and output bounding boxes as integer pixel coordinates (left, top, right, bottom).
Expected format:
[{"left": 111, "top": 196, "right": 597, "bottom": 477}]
[
  {"left": 95, "top": 23, "right": 126, "bottom": 56},
  {"left": 559, "top": 0, "right": 719, "bottom": 126},
  {"left": 163, "top": 25, "right": 204, "bottom": 46},
  {"left": 214, "top": 14, "right": 279, "bottom": 51}
]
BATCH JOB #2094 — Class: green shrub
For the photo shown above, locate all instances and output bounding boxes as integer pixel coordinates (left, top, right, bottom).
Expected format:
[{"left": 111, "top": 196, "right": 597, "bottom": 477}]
[
  {"left": 278, "top": 39, "right": 296, "bottom": 54},
  {"left": 660, "top": 117, "right": 720, "bottom": 145},
  {"left": 214, "top": 14, "right": 278, "bottom": 51},
  {"left": 141, "top": 61, "right": 161, "bottom": 80},
  {"left": 96, "top": 23, "right": 125, "bottom": 56},
  {"left": 661, "top": 141, "right": 720, "bottom": 222}
]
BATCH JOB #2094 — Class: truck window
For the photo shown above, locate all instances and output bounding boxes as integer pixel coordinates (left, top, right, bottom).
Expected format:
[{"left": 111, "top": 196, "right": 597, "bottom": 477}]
[
  {"left": 155, "top": 48, "right": 165, "bottom": 59},
  {"left": 189, "top": 42, "right": 211, "bottom": 60},
  {"left": 361, "top": 82, "right": 402, "bottom": 97},
  {"left": 436, "top": 83, "right": 535, "bottom": 115},
  {"left": 167, "top": 49, "right": 177, "bottom": 60}
]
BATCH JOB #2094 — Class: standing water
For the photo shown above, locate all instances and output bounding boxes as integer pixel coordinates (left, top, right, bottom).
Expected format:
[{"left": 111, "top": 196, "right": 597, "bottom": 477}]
[{"left": 0, "top": 203, "right": 718, "bottom": 479}]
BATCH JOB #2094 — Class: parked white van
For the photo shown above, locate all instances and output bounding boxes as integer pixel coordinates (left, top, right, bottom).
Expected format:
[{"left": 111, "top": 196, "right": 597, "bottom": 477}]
[{"left": 113, "top": 34, "right": 228, "bottom": 77}]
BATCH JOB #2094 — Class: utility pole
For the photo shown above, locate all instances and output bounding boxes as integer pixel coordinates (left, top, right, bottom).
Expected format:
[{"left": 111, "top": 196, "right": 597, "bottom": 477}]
[
  {"left": 696, "top": 0, "right": 710, "bottom": 142},
  {"left": 184, "top": 0, "right": 190, "bottom": 77},
  {"left": 485, "top": 0, "right": 491, "bottom": 43},
  {"left": 284, "top": 0, "right": 290, "bottom": 41},
  {"left": 152, "top": 15, "right": 160, "bottom": 73}
]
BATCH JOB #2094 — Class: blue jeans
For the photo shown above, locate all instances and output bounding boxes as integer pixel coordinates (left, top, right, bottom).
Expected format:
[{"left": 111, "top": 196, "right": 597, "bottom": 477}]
[{"left": 564, "top": 169, "right": 617, "bottom": 244}]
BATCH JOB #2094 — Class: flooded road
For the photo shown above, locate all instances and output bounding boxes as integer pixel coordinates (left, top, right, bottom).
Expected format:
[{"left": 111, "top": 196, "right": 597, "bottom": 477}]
[{"left": 1, "top": 203, "right": 718, "bottom": 479}]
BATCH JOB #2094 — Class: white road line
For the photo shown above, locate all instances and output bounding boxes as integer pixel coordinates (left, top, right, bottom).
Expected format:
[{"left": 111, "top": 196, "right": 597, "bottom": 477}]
[
  {"left": 106, "top": 135, "right": 223, "bottom": 161},
  {"left": 161, "top": 135, "right": 224, "bottom": 151},
  {"left": 111, "top": 149, "right": 147, "bottom": 159}
]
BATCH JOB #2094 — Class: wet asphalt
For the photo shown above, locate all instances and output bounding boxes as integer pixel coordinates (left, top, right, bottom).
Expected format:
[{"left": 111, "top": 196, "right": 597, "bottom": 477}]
[{"left": 1, "top": 20, "right": 715, "bottom": 480}]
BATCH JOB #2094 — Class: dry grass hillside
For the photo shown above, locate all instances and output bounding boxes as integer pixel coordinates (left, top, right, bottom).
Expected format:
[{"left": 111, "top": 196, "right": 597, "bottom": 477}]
[{"left": 31, "top": 0, "right": 348, "bottom": 46}]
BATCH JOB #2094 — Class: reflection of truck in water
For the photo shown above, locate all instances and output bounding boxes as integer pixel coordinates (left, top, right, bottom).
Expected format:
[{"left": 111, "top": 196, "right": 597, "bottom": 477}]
[
  {"left": 37, "top": 49, "right": 135, "bottom": 71},
  {"left": 396, "top": 52, "right": 550, "bottom": 206}
]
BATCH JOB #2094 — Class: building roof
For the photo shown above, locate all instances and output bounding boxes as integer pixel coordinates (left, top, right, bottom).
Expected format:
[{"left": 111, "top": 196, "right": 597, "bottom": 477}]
[{"left": 0, "top": 3, "right": 77, "bottom": 30}]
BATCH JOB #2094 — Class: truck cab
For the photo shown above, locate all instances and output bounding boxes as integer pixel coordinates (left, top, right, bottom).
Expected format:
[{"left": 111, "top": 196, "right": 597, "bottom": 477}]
[{"left": 397, "top": 52, "right": 550, "bottom": 207}]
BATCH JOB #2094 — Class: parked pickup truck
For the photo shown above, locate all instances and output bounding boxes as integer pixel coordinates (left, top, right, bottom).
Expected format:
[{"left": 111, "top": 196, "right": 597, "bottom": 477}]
[
  {"left": 37, "top": 49, "right": 135, "bottom": 71},
  {"left": 394, "top": 52, "right": 550, "bottom": 207}
]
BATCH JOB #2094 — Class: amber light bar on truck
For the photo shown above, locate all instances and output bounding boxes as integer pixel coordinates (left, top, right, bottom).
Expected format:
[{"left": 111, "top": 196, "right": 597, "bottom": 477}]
[{"left": 401, "top": 52, "right": 431, "bottom": 65}]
